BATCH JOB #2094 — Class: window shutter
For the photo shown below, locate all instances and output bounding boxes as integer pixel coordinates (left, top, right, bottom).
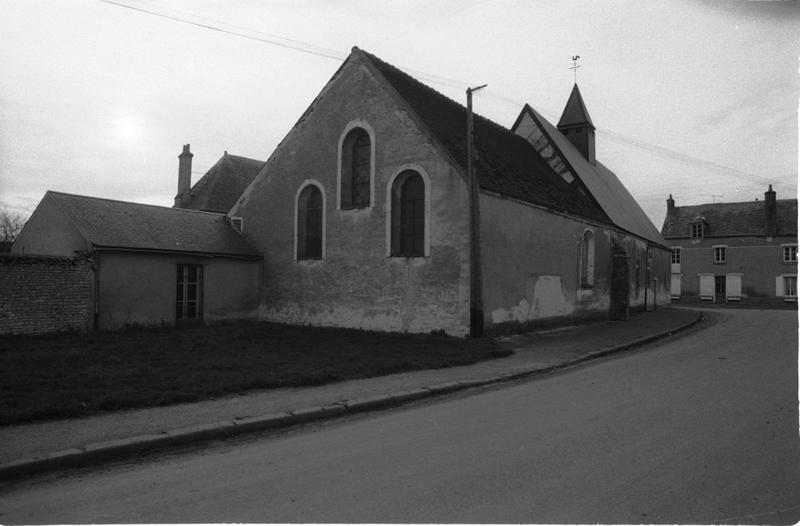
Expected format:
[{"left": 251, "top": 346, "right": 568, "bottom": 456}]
[{"left": 776, "top": 276, "right": 784, "bottom": 297}]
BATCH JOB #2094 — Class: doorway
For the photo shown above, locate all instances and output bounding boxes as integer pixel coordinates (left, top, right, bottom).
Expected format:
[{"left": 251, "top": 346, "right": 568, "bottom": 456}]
[
  {"left": 611, "top": 247, "right": 630, "bottom": 320},
  {"left": 714, "top": 275, "right": 726, "bottom": 303}
]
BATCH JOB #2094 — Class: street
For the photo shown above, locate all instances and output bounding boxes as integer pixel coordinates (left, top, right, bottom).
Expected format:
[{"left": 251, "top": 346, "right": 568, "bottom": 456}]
[{"left": 1, "top": 308, "right": 798, "bottom": 524}]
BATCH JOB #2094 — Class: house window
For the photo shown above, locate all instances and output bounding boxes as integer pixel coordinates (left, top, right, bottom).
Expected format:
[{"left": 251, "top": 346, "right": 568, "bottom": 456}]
[
  {"left": 580, "top": 230, "right": 595, "bottom": 287},
  {"left": 176, "top": 264, "right": 203, "bottom": 321},
  {"left": 671, "top": 247, "right": 681, "bottom": 264},
  {"left": 296, "top": 183, "right": 324, "bottom": 260},
  {"left": 784, "top": 276, "right": 797, "bottom": 297},
  {"left": 391, "top": 170, "right": 426, "bottom": 257},
  {"left": 691, "top": 223, "right": 704, "bottom": 238},
  {"left": 340, "top": 127, "right": 371, "bottom": 209},
  {"left": 714, "top": 246, "right": 726, "bottom": 264},
  {"left": 783, "top": 245, "right": 797, "bottom": 263}
]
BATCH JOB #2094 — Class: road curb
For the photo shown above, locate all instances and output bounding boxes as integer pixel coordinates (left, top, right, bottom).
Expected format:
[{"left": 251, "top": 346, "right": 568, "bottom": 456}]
[{"left": 0, "top": 310, "right": 703, "bottom": 481}]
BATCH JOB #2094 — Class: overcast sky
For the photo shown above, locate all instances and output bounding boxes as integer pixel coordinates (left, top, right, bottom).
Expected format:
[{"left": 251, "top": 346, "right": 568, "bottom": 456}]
[{"left": 1, "top": 0, "right": 797, "bottom": 228}]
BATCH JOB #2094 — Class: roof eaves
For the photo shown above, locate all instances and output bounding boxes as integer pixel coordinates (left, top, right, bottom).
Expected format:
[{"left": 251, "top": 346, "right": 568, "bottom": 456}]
[{"left": 93, "top": 244, "right": 262, "bottom": 260}]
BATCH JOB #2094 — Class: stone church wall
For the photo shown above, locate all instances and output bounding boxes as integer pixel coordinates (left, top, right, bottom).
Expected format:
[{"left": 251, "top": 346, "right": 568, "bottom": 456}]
[
  {"left": 481, "top": 193, "right": 670, "bottom": 332},
  {"left": 232, "top": 53, "right": 472, "bottom": 335}
]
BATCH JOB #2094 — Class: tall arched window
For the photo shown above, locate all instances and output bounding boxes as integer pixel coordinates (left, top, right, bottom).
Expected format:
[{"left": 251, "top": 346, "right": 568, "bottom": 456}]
[
  {"left": 581, "top": 230, "right": 595, "bottom": 287},
  {"left": 391, "top": 170, "right": 425, "bottom": 257},
  {"left": 340, "top": 128, "right": 371, "bottom": 209},
  {"left": 297, "top": 184, "right": 323, "bottom": 260}
]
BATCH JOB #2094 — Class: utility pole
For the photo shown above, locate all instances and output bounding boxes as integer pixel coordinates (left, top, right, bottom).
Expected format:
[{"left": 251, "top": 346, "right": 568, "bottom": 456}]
[{"left": 467, "top": 84, "right": 487, "bottom": 338}]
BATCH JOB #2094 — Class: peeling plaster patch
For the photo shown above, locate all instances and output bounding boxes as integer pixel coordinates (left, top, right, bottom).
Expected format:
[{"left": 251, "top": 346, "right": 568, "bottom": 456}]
[
  {"left": 532, "top": 276, "right": 574, "bottom": 318},
  {"left": 491, "top": 275, "right": 575, "bottom": 324}
]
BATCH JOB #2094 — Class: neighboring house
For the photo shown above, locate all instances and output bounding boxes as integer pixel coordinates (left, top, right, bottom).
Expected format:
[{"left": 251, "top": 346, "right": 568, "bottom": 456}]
[
  {"left": 661, "top": 186, "right": 798, "bottom": 303},
  {"left": 12, "top": 191, "right": 262, "bottom": 329},
  {"left": 230, "top": 47, "right": 670, "bottom": 336},
  {"left": 174, "top": 145, "right": 265, "bottom": 213}
]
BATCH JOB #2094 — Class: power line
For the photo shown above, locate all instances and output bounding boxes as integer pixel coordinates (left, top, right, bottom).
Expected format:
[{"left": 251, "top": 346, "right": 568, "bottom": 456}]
[
  {"left": 486, "top": 96, "right": 781, "bottom": 188},
  {"left": 99, "top": 0, "right": 791, "bottom": 191},
  {"left": 98, "top": 0, "right": 345, "bottom": 61}
]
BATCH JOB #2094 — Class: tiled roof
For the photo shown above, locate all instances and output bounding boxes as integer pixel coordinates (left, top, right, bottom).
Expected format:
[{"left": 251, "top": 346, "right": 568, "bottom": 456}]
[
  {"left": 520, "top": 105, "right": 667, "bottom": 246},
  {"left": 662, "top": 199, "right": 798, "bottom": 238},
  {"left": 356, "top": 48, "right": 609, "bottom": 224},
  {"left": 557, "top": 84, "right": 595, "bottom": 129},
  {"left": 48, "top": 191, "right": 260, "bottom": 258},
  {"left": 180, "top": 153, "right": 264, "bottom": 213}
]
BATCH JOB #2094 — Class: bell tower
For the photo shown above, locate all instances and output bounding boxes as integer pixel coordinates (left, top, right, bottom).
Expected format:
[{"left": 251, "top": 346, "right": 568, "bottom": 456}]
[{"left": 557, "top": 83, "right": 596, "bottom": 166}]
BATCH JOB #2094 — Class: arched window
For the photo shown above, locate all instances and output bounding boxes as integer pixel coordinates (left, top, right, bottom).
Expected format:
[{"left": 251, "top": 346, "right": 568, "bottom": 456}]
[
  {"left": 391, "top": 170, "right": 425, "bottom": 257},
  {"left": 581, "top": 230, "right": 595, "bottom": 287},
  {"left": 296, "top": 184, "right": 323, "bottom": 260},
  {"left": 340, "top": 128, "right": 371, "bottom": 209}
]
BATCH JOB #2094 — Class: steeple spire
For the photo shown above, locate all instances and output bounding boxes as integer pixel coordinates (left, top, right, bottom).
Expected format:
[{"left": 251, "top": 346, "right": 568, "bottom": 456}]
[
  {"left": 557, "top": 83, "right": 594, "bottom": 129},
  {"left": 557, "top": 83, "right": 596, "bottom": 165}
]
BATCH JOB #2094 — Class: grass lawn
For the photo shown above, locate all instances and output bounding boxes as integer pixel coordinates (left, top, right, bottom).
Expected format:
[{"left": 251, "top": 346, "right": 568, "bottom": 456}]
[{"left": 0, "top": 321, "right": 511, "bottom": 426}]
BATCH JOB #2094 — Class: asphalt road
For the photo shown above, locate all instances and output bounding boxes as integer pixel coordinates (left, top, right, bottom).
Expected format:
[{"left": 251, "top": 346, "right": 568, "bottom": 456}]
[{"left": 1, "top": 308, "right": 798, "bottom": 524}]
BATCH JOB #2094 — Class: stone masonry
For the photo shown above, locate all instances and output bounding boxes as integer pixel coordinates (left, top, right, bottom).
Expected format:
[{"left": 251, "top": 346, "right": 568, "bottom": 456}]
[{"left": 0, "top": 255, "right": 93, "bottom": 335}]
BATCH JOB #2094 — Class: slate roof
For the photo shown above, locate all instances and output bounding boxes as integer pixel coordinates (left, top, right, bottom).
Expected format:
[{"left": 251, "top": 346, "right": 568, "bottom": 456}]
[
  {"left": 557, "top": 84, "right": 595, "bottom": 129},
  {"left": 180, "top": 153, "right": 264, "bottom": 213},
  {"left": 356, "top": 48, "right": 609, "bottom": 224},
  {"left": 662, "top": 199, "right": 798, "bottom": 238},
  {"left": 48, "top": 191, "right": 260, "bottom": 258},
  {"left": 519, "top": 105, "right": 667, "bottom": 247}
]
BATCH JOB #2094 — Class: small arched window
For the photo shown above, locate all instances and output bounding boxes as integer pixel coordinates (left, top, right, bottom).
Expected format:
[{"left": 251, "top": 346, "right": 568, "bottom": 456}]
[
  {"left": 391, "top": 170, "right": 425, "bottom": 257},
  {"left": 581, "top": 230, "right": 595, "bottom": 287},
  {"left": 340, "top": 128, "right": 371, "bottom": 209},
  {"left": 297, "top": 184, "right": 323, "bottom": 260}
]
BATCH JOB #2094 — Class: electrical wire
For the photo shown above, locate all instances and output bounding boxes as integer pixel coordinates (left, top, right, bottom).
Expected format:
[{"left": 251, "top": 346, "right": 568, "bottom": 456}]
[{"left": 99, "top": 0, "right": 793, "bottom": 193}]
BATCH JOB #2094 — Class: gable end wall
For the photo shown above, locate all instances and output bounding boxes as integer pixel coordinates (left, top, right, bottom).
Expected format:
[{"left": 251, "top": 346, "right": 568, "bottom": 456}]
[{"left": 233, "top": 55, "right": 471, "bottom": 335}]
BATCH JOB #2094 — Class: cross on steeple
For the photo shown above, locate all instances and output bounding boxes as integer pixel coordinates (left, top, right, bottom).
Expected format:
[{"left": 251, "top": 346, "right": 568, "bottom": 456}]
[{"left": 570, "top": 55, "right": 581, "bottom": 83}]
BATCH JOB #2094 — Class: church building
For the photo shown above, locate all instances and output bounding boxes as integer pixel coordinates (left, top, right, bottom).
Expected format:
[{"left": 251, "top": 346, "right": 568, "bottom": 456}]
[
  {"left": 230, "top": 47, "right": 670, "bottom": 336},
  {"left": 10, "top": 47, "right": 670, "bottom": 335}
]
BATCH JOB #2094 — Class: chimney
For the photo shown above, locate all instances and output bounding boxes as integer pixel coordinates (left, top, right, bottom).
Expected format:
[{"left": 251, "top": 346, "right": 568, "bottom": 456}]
[
  {"left": 667, "top": 194, "right": 675, "bottom": 215},
  {"left": 765, "top": 184, "right": 777, "bottom": 237},
  {"left": 174, "top": 144, "right": 193, "bottom": 208}
]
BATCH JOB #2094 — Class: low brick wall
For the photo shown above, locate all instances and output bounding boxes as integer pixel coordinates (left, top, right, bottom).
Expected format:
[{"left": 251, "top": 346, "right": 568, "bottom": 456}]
[{"left": 0, "top": 255, "right": 93, "bottom": 335}]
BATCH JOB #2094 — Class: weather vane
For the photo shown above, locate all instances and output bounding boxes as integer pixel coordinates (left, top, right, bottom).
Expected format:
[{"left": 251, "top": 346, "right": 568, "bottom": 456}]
[{"left": 570, "top": 55, "right": 581, "bottom": 83}]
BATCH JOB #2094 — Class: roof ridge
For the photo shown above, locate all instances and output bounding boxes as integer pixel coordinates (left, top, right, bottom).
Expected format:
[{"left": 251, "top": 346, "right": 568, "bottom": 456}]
[
  {"left": 674, "top": 197, "right": 797, "bottom": 209},
  {"left": 225, "top": 153, "right": 264, "bottom": 163},
  {"left": 356, "top": 47, "right": 515, "bottom": 137},
  {"left": 48, "top": 191, "right": 226, "bottom": 217}
]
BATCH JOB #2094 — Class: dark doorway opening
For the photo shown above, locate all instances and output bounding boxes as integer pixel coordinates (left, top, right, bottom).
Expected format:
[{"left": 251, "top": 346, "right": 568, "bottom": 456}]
[
  {"left": 611, "top": 246, "right": 630, "bottom": 320},
  {"left": 714, "top": 275, "right": 726, "bottom": 303}
]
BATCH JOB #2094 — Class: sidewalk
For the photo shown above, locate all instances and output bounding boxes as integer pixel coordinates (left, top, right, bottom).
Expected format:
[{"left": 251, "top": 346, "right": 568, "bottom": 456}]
[{"left": 0, "top": 307, "right": 702, "bottom": 479}]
